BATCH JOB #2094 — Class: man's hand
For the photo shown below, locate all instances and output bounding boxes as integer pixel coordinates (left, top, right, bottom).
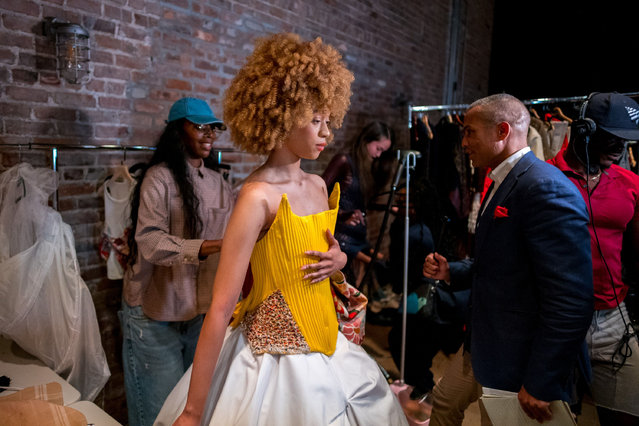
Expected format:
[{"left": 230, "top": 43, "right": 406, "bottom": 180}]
[
  {"left": 302, "top": 229, "right": 347, "bottom": 283},
  {"left": 518, "top": 386, "right": 552, "bottom": 423},
  {"left": 423, "top": 252, "right": 451, "bottom": 282}
]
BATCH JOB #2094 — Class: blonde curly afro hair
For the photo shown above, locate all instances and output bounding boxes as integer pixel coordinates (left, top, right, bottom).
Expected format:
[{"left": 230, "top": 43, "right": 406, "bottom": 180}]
[{"left": 223, "top": 33, "right": 354, "bottom": 155}]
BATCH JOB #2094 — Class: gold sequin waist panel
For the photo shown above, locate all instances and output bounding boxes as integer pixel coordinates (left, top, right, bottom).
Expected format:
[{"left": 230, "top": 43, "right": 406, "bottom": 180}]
[{"left": 241, "top": 289, "right": 311, "bottom": 355}]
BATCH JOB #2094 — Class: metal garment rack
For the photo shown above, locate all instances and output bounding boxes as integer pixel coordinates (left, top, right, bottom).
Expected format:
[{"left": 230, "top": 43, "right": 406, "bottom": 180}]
[
  {"left": 0, "top": 143, "right": 236, "bottom": 209},
  {"left": 408, "top": 91, "right": 639, "bottom": 128},
  {"left": 0, "top": 143, "right": 158, "bottom": 210}
]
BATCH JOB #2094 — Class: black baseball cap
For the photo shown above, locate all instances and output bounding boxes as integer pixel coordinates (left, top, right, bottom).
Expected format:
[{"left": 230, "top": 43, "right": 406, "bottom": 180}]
[{"left": 586, "top": 92, "right": 639, "bottom": 140}]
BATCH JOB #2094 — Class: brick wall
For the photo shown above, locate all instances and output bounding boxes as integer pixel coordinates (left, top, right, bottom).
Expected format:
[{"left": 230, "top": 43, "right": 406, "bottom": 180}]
[{"left": 0, "top": 0, "right": 494, "bottom": 423}]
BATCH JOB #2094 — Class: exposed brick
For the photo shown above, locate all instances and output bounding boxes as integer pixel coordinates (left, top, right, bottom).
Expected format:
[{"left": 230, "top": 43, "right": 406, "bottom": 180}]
[
  {"left": 35, "top": 55, "right": 57, "bottom": 71},
  {"left": 0, "top": 102, "right": 31, "bottom": 117},
  {"left": 98, "top": 96, "right": 131, "bottom": 110},
  {"left": 56, "top": 197, "right": 76, "bottom": 211},
  {"left": 0, "top": 47, "right": 16, "bottom": 64},
  {"left": 105, "top": 81, "right": 126, "bottom": 95},
  {"left": 93, "top": 64, "right": 131, "bottom": 81},
  {"left": 62, "top": 167, "right": 85, "bottom": 180},
  {"left": 92, "top": 50, "right": 114, "bottom": 65},
  {"left": 58, "top": 182, "right": 96, "bottom": 198},
  {"left": 165, "top": 0, "right": 189, "bottom": 10},
  {"left": 52, "top": 92, "right": 96, "bottom": 108},
  {"left": 85, "top": 79, "right": 106, "bottom": 92},
  {"left": 78, "top": 262, "right": 106, "bottom": 281},
  {"left": 103, "top": 5, "right": 122, "bottom": 21},
  {"left": 94, "top": 33, "right": 121, "bottom": 51},
  {"left": 94, "top": 124, "right": 129, "bottom": 138},
  {"left": 6, "top": 86, "right": 49, "bottom": 102},
  {"left": 193, "top": 59, "right": 218, "bottom": 71},
  {"left": 165, "top": 78, "right": 191, "bottom": 90},
  {"left": 121, "top": 9, "right": 132, "bottom": 23},
  {"left": 56, "top": 152, "right": 97, "bottom": 166},
  {"left": 92, "top": 19, "right": 117, "bottom": 34},
  {"left": 134, "top": 100, "right": 164, "bottom": 114},
  {"left": 2, "top": 0, "right": 39, "bottom": 16},
  {"left": 12, "top": 68, "right": 39, "bottom": 83},
  {"left": 5, "top": 119, "right": 52, "bottom": 135},
  {"left": 57, "top": 121, "right": 94, "bottom": 137},
  {"left": 78, "top": 196, "right": 102, "bottom": 209},
  {"left": 182, "top": 69, "right": 206, "bottom": 80},
  {"left": 79, "top": 108, "right": 119, "bottom": 123},
  {"left": 0, "top": 31, "right": 33, "bottom": 49},
  {"left": 32, "top": 135, "right": 83, "bottom": 145},
  {"left": 66, "top": 0, "right": 101, "bottom": 14},
  {"left": 193, "top": 83, "right": 220, "bottom": 96},
  {"left": 115, "top": 54, "right": 148, "bottom": 70},
  {"left": 33, "top": 106, "right": 77, "bottom": 121},
  {"left": 119, "top": 24, "right": 147, "bottom": 41},
  {"left": 41, "top": 6, "right": 82, "bottom": 26}
]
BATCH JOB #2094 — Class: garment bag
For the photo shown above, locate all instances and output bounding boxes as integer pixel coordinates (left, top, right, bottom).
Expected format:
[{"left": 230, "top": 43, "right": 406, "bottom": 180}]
[{"left": 0, "top": 163, "right": 110, "bottom": 401}]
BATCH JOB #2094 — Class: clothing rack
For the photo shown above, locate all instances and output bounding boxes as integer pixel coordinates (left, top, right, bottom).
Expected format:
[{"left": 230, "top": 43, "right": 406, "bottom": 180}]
[
  {"left": 0, "top": 143, "right": 237, "bottom": 209},
  {"left": 0, "top": 143, "right": 238, "bottom": 166},
  {"left": 408, "top": 91, "right": 639, "bottom": 129}
]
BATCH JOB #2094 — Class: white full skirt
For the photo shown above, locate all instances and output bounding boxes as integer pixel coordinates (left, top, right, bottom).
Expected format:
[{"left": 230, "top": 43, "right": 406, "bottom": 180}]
[{"left": 155, "top": 327, "right": 407, "bottom": 426}]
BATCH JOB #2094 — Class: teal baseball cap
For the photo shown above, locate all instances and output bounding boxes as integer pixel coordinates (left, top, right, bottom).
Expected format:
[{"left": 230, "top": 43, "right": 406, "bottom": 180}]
[{"left": 167, "top": 97, "right": 226, "bottom": 129}]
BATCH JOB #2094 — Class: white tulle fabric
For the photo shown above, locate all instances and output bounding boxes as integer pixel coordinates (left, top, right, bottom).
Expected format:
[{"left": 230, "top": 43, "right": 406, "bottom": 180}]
[
  {"left": 155, "top": 328, "right": 407, "bottom": 426},
  {"left": 0, "top": 163, "right": 110, "bottom": 401}
]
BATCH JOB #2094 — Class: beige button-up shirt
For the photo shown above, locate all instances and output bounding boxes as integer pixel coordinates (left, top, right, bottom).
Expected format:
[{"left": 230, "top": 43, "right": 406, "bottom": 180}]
[{"left": 123, "top": 162, "right": 234, "bottom": 321}]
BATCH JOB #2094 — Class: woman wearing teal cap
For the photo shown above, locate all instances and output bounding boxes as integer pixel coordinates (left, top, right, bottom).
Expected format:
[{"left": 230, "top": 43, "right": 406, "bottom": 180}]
[{"left": 119, "top": 97, "right": 235, "bottom": 426}]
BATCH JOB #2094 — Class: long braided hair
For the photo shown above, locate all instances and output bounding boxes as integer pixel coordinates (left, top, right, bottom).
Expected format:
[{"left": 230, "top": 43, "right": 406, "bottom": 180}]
[{"left": 127, "top": 118, "right": 203, "bottom": 266}]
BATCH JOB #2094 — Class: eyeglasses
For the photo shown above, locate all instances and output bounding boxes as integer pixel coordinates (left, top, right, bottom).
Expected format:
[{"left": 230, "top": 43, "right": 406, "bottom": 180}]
[{"left": 193, "top": 123, "right": 224, "bottom": 135}]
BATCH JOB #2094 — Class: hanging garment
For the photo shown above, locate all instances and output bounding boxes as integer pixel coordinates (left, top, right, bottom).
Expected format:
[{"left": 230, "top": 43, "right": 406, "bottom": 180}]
[
  {"left": 530, "top": 116, "right": 552, "bottom": 159},
  {"left": 100, "top": 172, "right": 135, "bottom": 279},
  {"left": 0, "top": 163, "right": 110, "bottom": 401},
  {"left": 527, "top": 125, "right": 545, "bottom": 160}
]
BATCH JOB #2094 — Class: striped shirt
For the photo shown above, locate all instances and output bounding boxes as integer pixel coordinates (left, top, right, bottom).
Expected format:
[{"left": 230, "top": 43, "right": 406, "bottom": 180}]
[{"left": 123, "top": 162, "right": 234, "bottom": 321}]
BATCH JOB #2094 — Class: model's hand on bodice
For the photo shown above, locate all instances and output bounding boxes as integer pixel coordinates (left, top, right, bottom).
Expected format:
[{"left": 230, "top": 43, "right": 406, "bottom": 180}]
[{"left": 301, "top": 229, "right": 348, "bottom": 283}]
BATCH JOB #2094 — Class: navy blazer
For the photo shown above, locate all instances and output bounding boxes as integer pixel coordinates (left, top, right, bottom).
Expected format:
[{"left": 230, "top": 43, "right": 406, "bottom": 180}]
[{"left": 449, "top": 151, "right": 593, "bottom": 402}]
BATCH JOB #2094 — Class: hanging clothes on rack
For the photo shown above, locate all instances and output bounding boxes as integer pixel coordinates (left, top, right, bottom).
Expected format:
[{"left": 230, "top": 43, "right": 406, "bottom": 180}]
[
  {"left": 99, "top": 164, "right": 137, "bottom": 280},
  {"left": 0, "top": 163, "right": 110, "bottom": 401}
]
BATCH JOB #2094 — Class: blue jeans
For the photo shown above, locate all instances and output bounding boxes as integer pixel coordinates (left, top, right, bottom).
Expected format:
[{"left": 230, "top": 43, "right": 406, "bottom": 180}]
[{"left": 119, "top": 303, "right": 204, "bottom": 426}]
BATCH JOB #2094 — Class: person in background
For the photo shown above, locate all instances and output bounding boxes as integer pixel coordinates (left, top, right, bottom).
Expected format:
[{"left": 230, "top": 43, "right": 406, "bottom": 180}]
[
  {"left": 387, "top": 177, "right": 470, "bottom": 414},
  {"left": 156, "top": 33, "right": 407, "bottom": 426},
  {"left": 322, "top": 121, "right": 394, "bottom": 287},
  {"left": 119, "top": 97, "right": 235, "bottom": 426},
  {"left": 548, "top": 92, "right": 639, "bottom": 426},
  {"left": 423, "top": 93, "right": 593, "bottom": 425}
]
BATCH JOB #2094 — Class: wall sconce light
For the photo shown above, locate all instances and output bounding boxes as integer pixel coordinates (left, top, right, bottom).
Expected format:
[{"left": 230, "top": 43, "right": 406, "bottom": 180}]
[{"left": 44, "top": 17, "right": 90, "bottom": 84}]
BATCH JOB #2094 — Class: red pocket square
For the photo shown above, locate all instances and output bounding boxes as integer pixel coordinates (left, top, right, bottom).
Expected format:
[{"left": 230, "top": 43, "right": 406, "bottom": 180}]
[{"left": 494, "top": 206, "right": 509, "bottom": 218}]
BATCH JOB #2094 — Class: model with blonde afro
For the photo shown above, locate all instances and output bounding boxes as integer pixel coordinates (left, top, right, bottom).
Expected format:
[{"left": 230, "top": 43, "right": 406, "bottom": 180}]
[
  {"left": 156, "top": 32, "right": 408, "bottom": 426},
  {"left": 223, "top": 32, "right": 354, "bottom": 155}
]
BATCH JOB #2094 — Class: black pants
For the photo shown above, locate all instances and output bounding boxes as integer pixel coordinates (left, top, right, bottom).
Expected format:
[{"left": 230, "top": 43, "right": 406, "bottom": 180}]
[{"left": 388, "top": 312, "right": 464, "bottom": 395}]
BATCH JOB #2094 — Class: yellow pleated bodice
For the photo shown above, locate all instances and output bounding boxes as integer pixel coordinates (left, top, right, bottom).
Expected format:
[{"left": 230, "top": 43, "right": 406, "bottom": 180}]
[{"left": 230, "top": 184, "right": 340, "bottom": 356}]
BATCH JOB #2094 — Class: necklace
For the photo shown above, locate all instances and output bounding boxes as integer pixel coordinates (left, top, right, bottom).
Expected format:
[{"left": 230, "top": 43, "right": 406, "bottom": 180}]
[{"left": 581, "top": 171, "right": 602, "bottom": 188}]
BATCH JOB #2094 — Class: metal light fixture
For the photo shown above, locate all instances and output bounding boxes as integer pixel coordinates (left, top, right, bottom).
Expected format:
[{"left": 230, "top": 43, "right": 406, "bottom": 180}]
[{"left": 44, "top": 17, "right": 90, "bottom": 84}]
